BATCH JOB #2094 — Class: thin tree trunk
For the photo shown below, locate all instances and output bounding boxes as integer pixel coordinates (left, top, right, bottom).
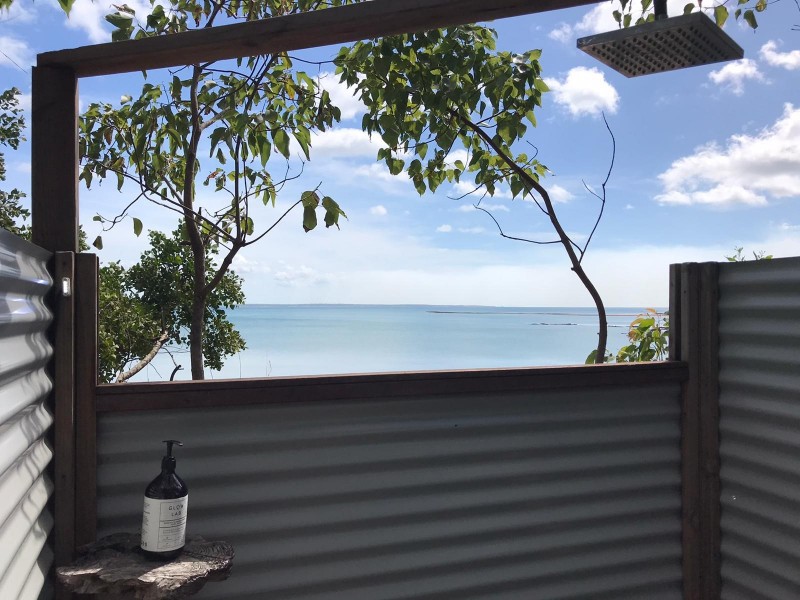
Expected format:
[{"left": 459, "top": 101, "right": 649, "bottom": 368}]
[
  {"left": 189, "top": 283, "right": 206, "bottom": 379},
  {"left": 456, "top": 113, "right": 608, "bottom": 362},
  {"left": 116, "top": 330, "right": 170, "bottom": 383}
]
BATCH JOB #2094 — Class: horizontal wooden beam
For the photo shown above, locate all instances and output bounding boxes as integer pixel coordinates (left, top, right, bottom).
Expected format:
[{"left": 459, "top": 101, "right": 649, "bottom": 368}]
[
  {"left": 38, "top": 0, "right": 598, "bottom": 78},
  {"left": 96, "top": 361, "right": 688, "bottom": 412}
]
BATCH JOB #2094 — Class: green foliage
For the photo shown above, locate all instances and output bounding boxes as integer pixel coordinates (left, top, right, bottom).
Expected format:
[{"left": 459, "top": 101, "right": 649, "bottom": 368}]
[
  {"left": 337, "top": 25, "right": 610, "bottom": 363},
  {"left": 81, "top": 0, "right": 353, "bottom": 378},
  {"left": 615, "top": 309, "right": 669, "bottom": 362},
  {"left": 99, "top": 225, "right": 246, "bottom": 381},
  {"left": 725, "top": 246, "right": 773, "bottom": 262},
  {"left": 98, "top": 261, "right": 164, "bottom": 383},
  {"left": 611, "top": 0, "right": 768, "bottom": 30},
  {"left": 586, "top": 309, "right": 669, "bottom": 364},
  {"left": 126, "top": 226, "right": 246, "bottom": 373},
  {"left": 0, "top": 88, "right": 29, "bottom": 238},
  {"left": 335, "top": 27, "right": 548, "bottom": 200}
]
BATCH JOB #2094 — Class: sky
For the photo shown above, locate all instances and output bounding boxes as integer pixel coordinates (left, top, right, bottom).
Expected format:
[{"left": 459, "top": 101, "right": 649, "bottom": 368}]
[{"left": 2, "top": 0, "right": 799, "bottom": 308}]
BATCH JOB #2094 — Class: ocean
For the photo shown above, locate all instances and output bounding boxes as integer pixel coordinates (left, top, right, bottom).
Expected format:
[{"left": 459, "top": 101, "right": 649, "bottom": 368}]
[{"left": 136, "top": 305, "right": 656, "bottom": 382}]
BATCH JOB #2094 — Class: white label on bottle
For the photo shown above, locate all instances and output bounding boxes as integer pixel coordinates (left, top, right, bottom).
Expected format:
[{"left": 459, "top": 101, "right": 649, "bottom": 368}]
[{"left": 141, "top": 494, "right": 188, "bottom": 552}]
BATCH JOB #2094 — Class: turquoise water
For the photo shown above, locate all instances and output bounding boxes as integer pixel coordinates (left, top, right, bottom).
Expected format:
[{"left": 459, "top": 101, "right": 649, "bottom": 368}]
[{"left": 138, "top": 305, "right": 655, "bottom": 381}]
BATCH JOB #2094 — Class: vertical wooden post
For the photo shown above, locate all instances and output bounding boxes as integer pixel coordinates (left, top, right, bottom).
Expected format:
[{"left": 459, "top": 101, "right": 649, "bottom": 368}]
[
  {"left": 31, "top": 66, "right": 79, "bottom": 253},
  {"left": 74, "top": 254, "right": 99, "bottom": 546},
  {"left": 52, "top": 252, "right": 76, "bottom": 568},
  {"left": 676, "top": 262, "right": 721, "bottom": 600}
]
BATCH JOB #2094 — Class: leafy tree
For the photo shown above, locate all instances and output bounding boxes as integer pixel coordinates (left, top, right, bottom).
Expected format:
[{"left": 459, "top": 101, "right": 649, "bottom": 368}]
[
  {"left": 0, "top": 88, "right": 29, "bottom": 238},
  {"left": 336, "top": 26, "right": 612, "bottom": 362},
  {"left": 100, "top": 225, "right": 246, "bottom": 383},
  {"left": 99, "top": 261, "right": 166, "bottom": 383},
  {"left": 81, "top": 0, "right": 350, "bottom": 379}
]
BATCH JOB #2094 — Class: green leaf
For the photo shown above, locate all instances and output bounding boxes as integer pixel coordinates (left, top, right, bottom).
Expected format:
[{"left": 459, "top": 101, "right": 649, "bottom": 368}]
[
  {"left": 301, "top": 190, "right": 320, "bottom": 208},
  {"left": 302, "top": 206, "right": 317, "bottom": 232},
  {"left": 92, "top": 236, "right": 103, "bottom": 250},
  {"left": 755, "top": 0, "right": 767, "bottom": 11},
  {"left": 742, "top": 9, "right": 758, "bottom": 28},
  {"left": 273, "top": 129, "right": 290, "bottom": 159},
  {"left": 683, "top": 3, "right": 695, "bottom": 15},
  {"left": 132, "top": 217, "right": 143, "bottom": 237},
  {"left": 56, "top": 0, "right": 74, "bottom": 13},
  {"left": 321, "top": 196, "right": 345, "bottom": 229},
  {"left": 388, "top": 158, "right": 404, "bottom": 175},
  {"left": 714, "top": 5, "right": 729, "bottom": 27},
  {"left": 105, "top": 12, "right": 133, "bottom": 29}
]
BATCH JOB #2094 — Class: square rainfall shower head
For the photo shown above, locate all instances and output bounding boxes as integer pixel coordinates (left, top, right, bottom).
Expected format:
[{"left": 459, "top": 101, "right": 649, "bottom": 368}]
[{"left": 577, "top": 12, "right": 744, "bottom": 78}]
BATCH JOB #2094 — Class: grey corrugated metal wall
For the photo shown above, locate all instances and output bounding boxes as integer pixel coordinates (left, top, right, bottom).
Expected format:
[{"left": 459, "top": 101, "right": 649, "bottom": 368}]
[
  {"left": 0, "top": 230, "right": 55, "bottom": 600},
  {"left": 98, "top": 380, "right": 683, "bottom": 600},
  {"left": 718, "top": 256, "right": 800, "bottom": 600}
]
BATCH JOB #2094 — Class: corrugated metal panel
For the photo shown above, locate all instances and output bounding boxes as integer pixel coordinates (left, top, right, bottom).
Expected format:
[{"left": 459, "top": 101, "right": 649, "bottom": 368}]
[
  {"left": 0, "top": 230, "right": 54, "bottom": 600},
  {"left": 718, "top": 257, "right": 800, "bottom": 600},
  {"left": 98, "top": 380, "right": 683, "bottom": 600}
]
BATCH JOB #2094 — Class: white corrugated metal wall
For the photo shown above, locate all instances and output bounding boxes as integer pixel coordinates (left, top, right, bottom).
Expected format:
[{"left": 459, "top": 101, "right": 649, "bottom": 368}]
[
  {"left": 718, "top": 256, "right": 800, "bottom": 599},
  {"left": 0, "top": 230, "right": 55, "bottom": 600},
  {"left": 98, "top": 380, "right": 683, "bottom": 600}
]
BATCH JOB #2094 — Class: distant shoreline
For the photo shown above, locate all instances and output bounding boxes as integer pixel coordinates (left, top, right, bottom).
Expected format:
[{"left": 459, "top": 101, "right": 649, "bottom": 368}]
[{"left": 427, "top": 310, "right": 652, "bottom": 317}]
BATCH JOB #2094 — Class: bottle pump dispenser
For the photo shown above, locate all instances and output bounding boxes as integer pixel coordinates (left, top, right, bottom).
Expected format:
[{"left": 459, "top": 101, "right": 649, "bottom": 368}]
[{"left": 140, "top": 440, "right": 188, "bottom": 560}]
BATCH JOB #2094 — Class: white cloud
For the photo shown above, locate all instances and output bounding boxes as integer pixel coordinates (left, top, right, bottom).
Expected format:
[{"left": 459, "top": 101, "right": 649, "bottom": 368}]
[
  {"left": 64, "top": 0, "right": 156, "bottom": 44},
  {"left": 273, "top": 263, "right": 334, "bottom": 287},
  {"left": 548, "top": 0, "right": 685, "bottom": 43},
  {"left": 436, "top": 224, "right": 452, "bottom": 233},
  {"left": 625, "top": 204, "right": 634, "bottom": 210},
  {"left": 17, "top": 92, "right": 31, "bottom": 112},
  {"left": 544, "top": 67, "right": 619, "bottom": 117},
  {"left": 760, "top": 40, "right": 800, "bottom": 71},
  {"left": 548, "top": 184, "right": 574, "bottom": 203},
  {"left": 457, "top": 203, "right": 509, "bottom": 213},
  {"left": 310, "top": 128, "right": 383, "bottom": 158},
  {"left": 458, "top": 227, "right": 485, "bottom": 234},
  {"left": 64, "top": 0, "right": 112, "bottom": 43},
  {"left": 708, "top": 59, "right": 764, "bottom": 95},
  {"left": 317, "top": 72, "right": 365, "bottom": 120},
  {"left": 548, "top": 4, "right": 617, "bottom": 43},
  {"left": 779, "top": 222, "right": 800, "bottom": 232},
  {"left": 656, "top": 104, "right": 800, "bottom": 207},
  {"left": 350, "top": 162, "right": 410, "bottom": 194},
  {"left": 369, "top": 205, "right": 388, "bottom": 216},
  {"left": 0, "top": 35, "right": 33, "bottom": 70},
  {"left": 1, "top": 1, "right": 36, "bottom": 23},
  {"left": 15, "top": 161, "right": 31, "bottom": 174}
]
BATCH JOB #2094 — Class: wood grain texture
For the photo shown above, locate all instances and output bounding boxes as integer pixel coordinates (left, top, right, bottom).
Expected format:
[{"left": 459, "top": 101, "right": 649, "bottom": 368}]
[
  {"left": 39, "top": 0, "right": 598, "bottom": 77},
  {"left": 680, "top": 263, "right": 701, "bottom": 600},
  {"left": 74, "top": 254, "right": 99, "bottom": 546},
  {"left": 95, "top": 361, "right": 688, "bottom": 413},
  {"left": 698, "top": 261, "right": 721, "bottom": 600},
  {"left": 679, "top": 262, "right": 722, "bottom": 600},
  {"left": 669, "top": 262, "right": 681, "bottom": 362},
  {"left": 31, "top": 67, "right": 79, "bottom": 252},
  {"left": 52, "top": 252, "right": 76, "bottom": 568}
]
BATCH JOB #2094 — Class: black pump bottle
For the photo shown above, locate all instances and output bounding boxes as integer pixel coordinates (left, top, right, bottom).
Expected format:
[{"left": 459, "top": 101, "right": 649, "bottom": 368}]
[{"left": 140, "top": 440, "right": 189, "bottom": 560}]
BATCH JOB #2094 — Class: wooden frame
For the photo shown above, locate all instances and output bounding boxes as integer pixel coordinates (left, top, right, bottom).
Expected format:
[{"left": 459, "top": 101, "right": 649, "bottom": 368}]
[
  {"left": 51, "top": 253, "right": 76, "bottom": 568},
  {"left": 673, "top": 262, "right": 721, "bottom": 600},
  {"left": 32, "top": 0, "right": 603, "bottom": 568},
  {"left": 39, "top": 0, "right": 597, "bottom": 77},
  {"left": 74, "top": 254, "right": 99, "bottom": 547},
  {"left": 95, "top": 361, "right": 689, "bottom": 413},
  {"left": 33, "top": 1, "right": 726, "bottom": 595}
]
